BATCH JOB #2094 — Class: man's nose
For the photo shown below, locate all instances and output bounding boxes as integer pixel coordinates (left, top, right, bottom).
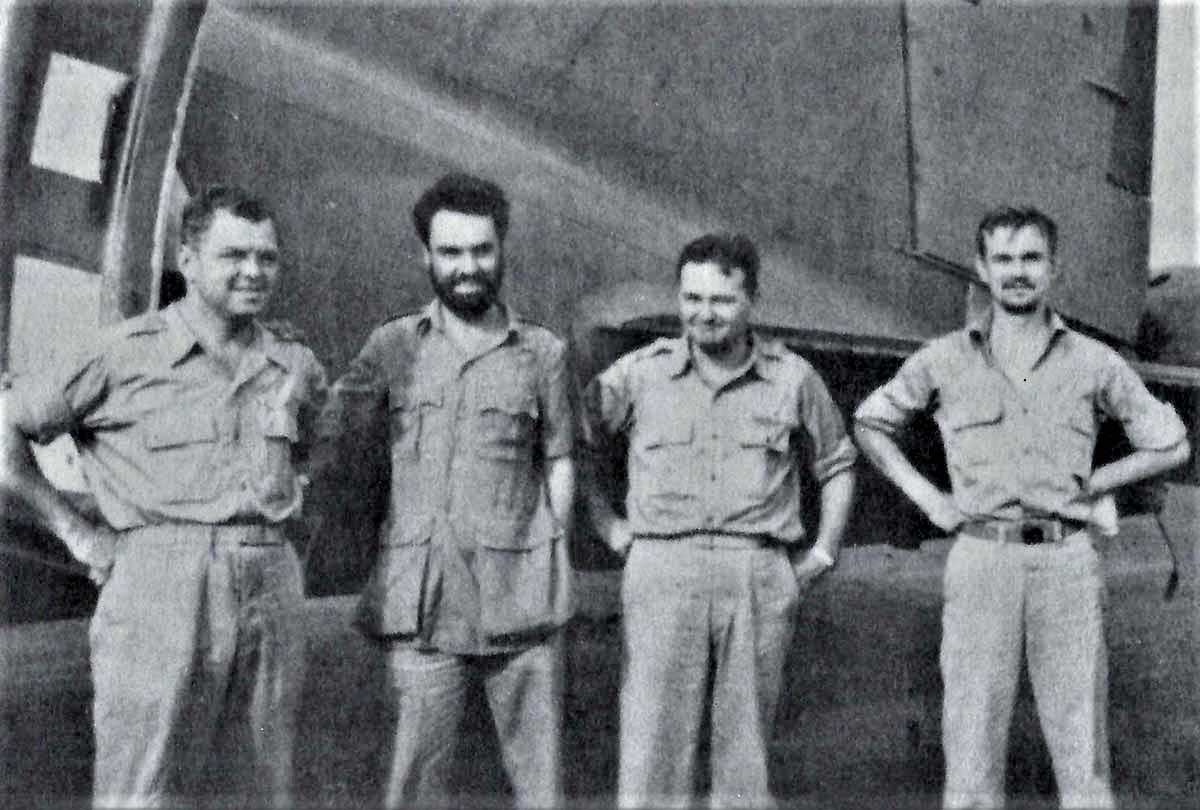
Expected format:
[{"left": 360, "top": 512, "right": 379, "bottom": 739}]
[{"left": 240, "top": 255, "right": 265, "bottom": 276}]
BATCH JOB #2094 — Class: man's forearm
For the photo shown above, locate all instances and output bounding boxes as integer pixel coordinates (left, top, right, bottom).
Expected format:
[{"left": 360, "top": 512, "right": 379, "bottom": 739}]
[
  {"left": 811, "top": 468, "right": 855, "bottom": 557},
  {"left": 579, "top": 449, "right": 626, "bottom": 552},
  {"left": 1087, "top": 440, "right": 1192, "bottom": 496},
  {"left": 855, "top": 422, "right": 938, "bottom": 507},
  {"left": 0, "top": 414, "right": 112, "bottom": 570}
]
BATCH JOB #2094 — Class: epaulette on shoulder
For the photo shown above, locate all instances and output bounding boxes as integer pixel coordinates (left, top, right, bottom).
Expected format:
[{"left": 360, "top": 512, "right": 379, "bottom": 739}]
[
  {"left": 383, "top": 307, "right": 427, "bottom": 324},
  {"left": 260, "top": 319, "right": 308, "bottom": 343},
  {"left": 117, "top": 309, "right": 169, "bottom": 338},
  {"left": 515, "top": 317, "right": 565, "bottom": 341},
  {"left": 631, "top": 336, "right": 677, "bottom": 361}
]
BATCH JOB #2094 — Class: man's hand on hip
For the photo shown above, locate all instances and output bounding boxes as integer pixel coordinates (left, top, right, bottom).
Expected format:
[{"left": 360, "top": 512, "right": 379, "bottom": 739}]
[
  {"left": 920, "top": 490, "right": 967, "bottom": 533},
  {"left": 792, "top": 549, "right": 834, "bottom": 591}
]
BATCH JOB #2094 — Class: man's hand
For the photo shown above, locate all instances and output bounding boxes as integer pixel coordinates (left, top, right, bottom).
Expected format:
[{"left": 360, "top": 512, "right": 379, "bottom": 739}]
[
  {"left": 1064, "top": 488, "right": 1119, "bottom": 538},
  {"left": 920, "top": 490, "right": 967, "bottom": 533},
  {"left": 63, "top": 523, "right": 118, "bottom": 588},
  {"left": 1087, "top": 492, "right": 1119, "bottom": 537},
  {"left": 607, "top": 518, "right": 635, "bottom": 559},
  {"left": 792, "top": 550, "right": 833, "bottom": 591}
]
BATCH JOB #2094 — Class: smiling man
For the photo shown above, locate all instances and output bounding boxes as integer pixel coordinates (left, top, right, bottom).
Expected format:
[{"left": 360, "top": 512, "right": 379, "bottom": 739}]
[
  {"left": 320, "top": 173, "right": 574, "bottom": 807},
  {"left": 855, "top": 206, "right": 1191, "bottom": 808},
  {"left": 0, "top": 185, "right": 328, "bottom": 807},
  {"left": 582, "top": 233, "right": 857, "bottom": 807}
]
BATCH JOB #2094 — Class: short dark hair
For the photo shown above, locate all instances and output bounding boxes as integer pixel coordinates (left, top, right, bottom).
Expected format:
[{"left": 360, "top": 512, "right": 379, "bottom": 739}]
[
  {"left": 675, "top": 233, "right": 760, "bottom": 297},
  {"left": 412, "top": 173, "right": 510, "bottom": 247},
  {"left": 975, "top": 206, "right": 1058, "bottom": 259},
  {"left": 180, "top": 185, "right": 275, "bottom": 247}
]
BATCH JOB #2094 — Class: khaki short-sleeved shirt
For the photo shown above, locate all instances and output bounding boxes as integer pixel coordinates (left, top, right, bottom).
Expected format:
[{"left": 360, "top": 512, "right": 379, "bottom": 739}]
[
  {"left": 855, "top": 311, "right": 1187, "bottom": 521},
  {"left": 582, "top": 335, "right": 856, "bottom": 543},
  {"left": 326, "top": 300, "right": 574, "bottom": 652},
  {"left": 9, "top": 303, "right": 328, "bottom": 529}
]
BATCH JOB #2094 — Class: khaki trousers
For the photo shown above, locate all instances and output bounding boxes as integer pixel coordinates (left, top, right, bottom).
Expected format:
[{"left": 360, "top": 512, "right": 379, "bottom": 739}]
[
  {"left": 941, "top": 534, "right": 1115, "bottom": 809},
  {"left": 382, "top": 634, "right": 564, "bottom": 808},
  {"left": 618, "top": 536, "right": 799, "bottom": 809},
  {"left": 89, "top": 524, "right": 305, "bottom": 808}
]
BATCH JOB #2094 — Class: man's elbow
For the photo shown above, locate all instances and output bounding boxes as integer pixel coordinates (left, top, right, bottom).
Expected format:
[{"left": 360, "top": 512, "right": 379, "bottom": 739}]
[{"left": 1167, "top": 437, "right": 1192, "bottom": 469}]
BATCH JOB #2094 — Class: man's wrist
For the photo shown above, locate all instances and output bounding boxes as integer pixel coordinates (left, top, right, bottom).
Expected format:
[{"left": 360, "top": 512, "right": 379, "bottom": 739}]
[{"left": 809, "top": 546, "right": 837, "bottom": 569}]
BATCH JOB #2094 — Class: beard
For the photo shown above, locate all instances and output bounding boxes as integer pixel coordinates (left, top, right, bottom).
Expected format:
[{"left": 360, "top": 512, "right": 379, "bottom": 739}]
[{"left": 429, "top": 263, "right": 502, "bottom": 320}]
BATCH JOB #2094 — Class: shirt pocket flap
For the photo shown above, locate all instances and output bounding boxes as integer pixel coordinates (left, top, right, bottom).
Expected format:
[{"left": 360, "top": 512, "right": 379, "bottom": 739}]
[
  {"left": 946, "top": 401, "right": 1004, "bottom": 431},
  {"left": 389, "top": 383, "right": 442, "bottom": 412},
  {"left": 144, "top": 415, "right": 218, "bottom": 449},
  {"left": 480, "top": 389, "right": 538, "bottom": 418},
  {"left": 643, "top": 419, "right": 693, "bottom": 449},
  {"left": 738, "top": 419, "right": 791, "bottom": 451}
]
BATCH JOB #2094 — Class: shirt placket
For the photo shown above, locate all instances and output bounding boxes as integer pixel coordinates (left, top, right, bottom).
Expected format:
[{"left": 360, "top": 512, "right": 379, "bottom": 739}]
[{"left": 228, "top": 352, "right": 271, "bottom": 517}]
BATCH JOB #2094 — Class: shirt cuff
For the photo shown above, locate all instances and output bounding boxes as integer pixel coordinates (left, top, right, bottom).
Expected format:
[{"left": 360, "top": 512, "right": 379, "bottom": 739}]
[{"left": 812, "top": 435, "right": 858, "bottom": 484}]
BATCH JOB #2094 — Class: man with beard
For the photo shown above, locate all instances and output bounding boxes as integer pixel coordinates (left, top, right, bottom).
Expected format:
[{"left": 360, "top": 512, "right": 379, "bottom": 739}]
[
  {"left": 855, "top": 206, "right": 1190, "bottom": 809},
  {"left": 320, "top": 173, "right": 574, "bottom": 807},
  {"left": 0, "top": 186, "right": 327, "bottom": 806},
  {"left": 581, "top": 233, "right": 857, "bottom": 807}
]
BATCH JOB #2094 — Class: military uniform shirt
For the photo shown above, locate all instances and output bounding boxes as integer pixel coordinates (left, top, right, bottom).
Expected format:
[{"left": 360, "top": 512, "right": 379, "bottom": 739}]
[
  {"left": 583, "top": 335, "right": 857, "bottom": 543},
  {"left": 325, "top": 300, "right": 574, "bottom": 654},
  {"left": 8, "top": 302, "right": 328, "bottom": 529},
  {"left": 854, "top": 310, "right": 1187, "bottom": 522}
]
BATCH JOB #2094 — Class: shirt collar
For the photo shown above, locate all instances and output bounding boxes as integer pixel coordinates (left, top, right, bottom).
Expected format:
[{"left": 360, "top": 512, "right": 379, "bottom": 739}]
[
  {"left": 161, "top": 302, "right": 289, "bottom": 371},
  {"left": 966, "top": 306, "right": 1069, "bottom": 343},
  {"left": 159, "top": 303, "right": 204, "bottom": 366},
  {"left": 666, "top": 332, "right": 779, "bottom": 380},
  {"left": 419, "top": 298, "right": 521, "bottom": 342}
]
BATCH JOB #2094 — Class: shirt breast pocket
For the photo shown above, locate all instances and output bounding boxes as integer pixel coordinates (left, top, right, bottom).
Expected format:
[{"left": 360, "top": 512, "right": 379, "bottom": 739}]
[
  {"left": 477, "top": 391, "right": 539, "bottom": 461},
  {"left": 1059, "top": 411, "right": 1096, "bottom": 477},
  {"left": 389, "top": 384, "right": 441, "bottom": 460},
  {"left": 944, "top": 401, "right": 1005, "bottom": 468},
  {"left": 731, "top": 418, "right": 792, "bottom": 496},
  {"left": 636, "top": 418, "right": 696, "bottom": 498},
  {"left": 259, "top": 406, "right": 300, "bottom": 504},
  {"left": 143, "top": 414, "right": 219, "bottom": 502}
]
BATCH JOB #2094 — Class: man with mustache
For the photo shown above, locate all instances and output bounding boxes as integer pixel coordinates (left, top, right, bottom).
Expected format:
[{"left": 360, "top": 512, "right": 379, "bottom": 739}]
[
  {"left": 0, "top": 185, "right": 327, "bottom": 806},
  {"left": 581, "top": 233, "right": 857, "bottom": 806},
  {"left": 321, "top": 173, "right": 574, "bottom": 806},
  {"left": 855, "top": 206, "right": 1190, "bottom": 808}
]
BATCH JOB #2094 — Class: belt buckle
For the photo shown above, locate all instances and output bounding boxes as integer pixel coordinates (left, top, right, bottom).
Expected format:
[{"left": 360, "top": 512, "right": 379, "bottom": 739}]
[{"left": 1020, "top": 524, "right": 1047, "bottom": 545}]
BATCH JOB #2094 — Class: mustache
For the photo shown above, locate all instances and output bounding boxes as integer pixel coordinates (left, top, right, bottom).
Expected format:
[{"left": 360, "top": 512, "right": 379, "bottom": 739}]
[{"left": 1001, "top": 278, "right": 1035, "bottom": 290}]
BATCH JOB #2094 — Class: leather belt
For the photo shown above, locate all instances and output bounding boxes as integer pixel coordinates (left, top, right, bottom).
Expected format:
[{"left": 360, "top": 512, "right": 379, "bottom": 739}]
[{"left": 960, "top": 518, "right": 1087, "bottom": 546}]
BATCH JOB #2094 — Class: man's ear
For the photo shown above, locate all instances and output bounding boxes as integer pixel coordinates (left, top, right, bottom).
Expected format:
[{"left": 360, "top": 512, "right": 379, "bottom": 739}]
[{"left": 177, "top": 244, "right": 194, "bottom": 281}]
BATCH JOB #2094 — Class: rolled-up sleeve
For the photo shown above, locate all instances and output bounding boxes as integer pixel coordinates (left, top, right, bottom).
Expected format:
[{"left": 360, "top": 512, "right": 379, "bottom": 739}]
[
  {"left": 1098, "top": 357, "right": 1187, "bottom": 451},
  {"left": 319, "top": 334, "right": 387, "bottom": 442},
  {"left": 854, "top": 347, "right": 937, "bottom": 435},
  {"left": 798, "top": 367, "right": 857, "bottom": 484},
  {"left": 293, "top": 349, "right": 330, "bottom": 466},
  {"left": 539, "top": 340, "right": 574, "bottom": 459},
  {"left": 581, "top": 357, "right": 635, "bottom": 448},
  {"left": 9, "top": 349, "right": 109, "bottom": 444}
]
